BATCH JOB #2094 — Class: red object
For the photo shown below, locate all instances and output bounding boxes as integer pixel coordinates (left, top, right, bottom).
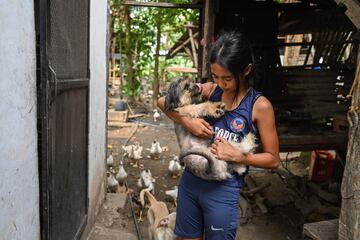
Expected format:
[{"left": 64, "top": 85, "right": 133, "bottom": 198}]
[{"left": 309, "top": 150, "right": 336, "bottom": 182}]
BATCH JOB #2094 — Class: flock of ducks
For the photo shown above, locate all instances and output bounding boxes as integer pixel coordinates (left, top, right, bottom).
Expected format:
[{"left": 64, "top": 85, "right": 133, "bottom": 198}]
[
  {"left": 106, "top": 108, "right": 181, "bottom": 212},
  {"left": 106, "top": 140, "right": 182, "bottom": 203}
]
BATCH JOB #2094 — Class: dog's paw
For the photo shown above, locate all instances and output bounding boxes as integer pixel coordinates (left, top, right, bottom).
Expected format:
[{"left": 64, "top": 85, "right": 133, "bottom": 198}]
[{"left": 212, "top": 102, "right": 226, "bottom": 118}]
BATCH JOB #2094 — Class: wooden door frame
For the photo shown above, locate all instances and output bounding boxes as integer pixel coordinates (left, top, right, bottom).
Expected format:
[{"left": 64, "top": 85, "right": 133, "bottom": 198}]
[{"left": 37, "top": 0, "right": 50, "bottom": 238}]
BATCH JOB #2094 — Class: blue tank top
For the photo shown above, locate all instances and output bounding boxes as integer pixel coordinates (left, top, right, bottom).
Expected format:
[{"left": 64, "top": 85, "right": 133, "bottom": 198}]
[{"left": 206, "top": 86, "right": 262, "bottom": 144}]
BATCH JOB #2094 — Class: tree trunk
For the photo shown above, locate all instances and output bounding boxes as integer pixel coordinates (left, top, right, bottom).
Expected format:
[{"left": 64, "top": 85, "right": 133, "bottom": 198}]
[
  {"left": 124, "top": 5, "right": 135, "bottom": 101},
  {"left": 118, "top": 31, "right": 123, "bottom": 99},
  {"left": 153, "top": 19, "right": 161, "bottom": 107},
  {"left": 111, "top": 36, "right": 116, "bottom": 81},
  {"left": 339, "top": 48, "right": 360, "bottom": 240}
]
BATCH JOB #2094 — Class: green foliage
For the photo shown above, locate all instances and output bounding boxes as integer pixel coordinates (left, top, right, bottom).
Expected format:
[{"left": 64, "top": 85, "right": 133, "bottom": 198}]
[
  {"left": 122, "top": 81, "right": 141, "bottom": 97},
  {"left": 110, "top": 0, "right": 199, "bottom": 97}
]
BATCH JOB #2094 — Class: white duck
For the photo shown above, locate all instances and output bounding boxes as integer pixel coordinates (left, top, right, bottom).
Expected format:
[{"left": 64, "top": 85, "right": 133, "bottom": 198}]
[
  {"left": 122, "top": 145, "right": 134, "bottom": 159},
  {"left": 137, "top": 169, "right": 155, "bottom": 194},
  {"left": 106, "top": 152, "right": 114, "bottom": 168},
  {"left": 116, "top": 161, "right": 128, "bottom": 185},
  {"left": 153, "top": 109, "right": 161, "bottom": 122},
  {"left": 165, "top": 186, "right": 178, "bottom": 206},
  {"left": 107, "top": 171, "right": 119, "bottom": 192},
  {"left": 132, "top": 143, "right": 143, "bottom": 167},
  {"left": 133, "top": 143, "right": 143, "bottom": 159},
  {"left": 168, "top": 156, "right": 182, "bottom": 177},
  {"left": 150, "top": 140, "right": 162, "bottom": 159}
]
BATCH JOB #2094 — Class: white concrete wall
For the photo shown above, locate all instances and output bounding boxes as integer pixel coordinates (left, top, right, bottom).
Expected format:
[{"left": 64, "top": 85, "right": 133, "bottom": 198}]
[
  {"left": 0, "top": 1, "right": 40, "bottom": 240},
  {"left": 82, "top": 0, "right": 108, "bottom": 237}
]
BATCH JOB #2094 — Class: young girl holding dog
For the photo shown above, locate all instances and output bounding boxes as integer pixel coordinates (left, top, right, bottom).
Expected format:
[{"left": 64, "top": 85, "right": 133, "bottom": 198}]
[{"left": 157, "top": 31, "right": 280, "bottom": 240}]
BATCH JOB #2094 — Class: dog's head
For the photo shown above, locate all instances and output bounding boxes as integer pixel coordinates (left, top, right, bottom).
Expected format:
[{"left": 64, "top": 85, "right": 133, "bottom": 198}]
[{"left": 164, "top": 76, "right": 203, "bottom": 111}]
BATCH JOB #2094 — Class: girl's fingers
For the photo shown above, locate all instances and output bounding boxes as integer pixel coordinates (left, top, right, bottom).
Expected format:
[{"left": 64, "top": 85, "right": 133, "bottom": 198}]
[
  {"left": 201, "top": 126, "right": 213, "bottom": 137},
  {"left": 210, "top": 148, "right": 216, "bottom": 155},
  {"left": 201, "top": 119, "right": 212, "bottom": 129}
]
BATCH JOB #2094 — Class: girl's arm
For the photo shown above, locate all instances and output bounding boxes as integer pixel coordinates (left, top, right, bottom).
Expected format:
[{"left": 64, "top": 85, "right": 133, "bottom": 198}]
[
  {"left": 211, "top": 96, "right": 280, "bottom": 169},
  {"left": 157, "top": 82, "right": 216, "bottom": 138}
]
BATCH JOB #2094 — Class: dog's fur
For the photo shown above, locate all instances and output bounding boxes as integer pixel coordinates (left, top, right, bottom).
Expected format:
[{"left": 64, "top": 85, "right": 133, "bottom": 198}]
[
  {"left": 140, "top": 189, "right": 175, "bottom": 240},
  {"left": 165, "top": 77, "right": 257, "bottom": 181}
]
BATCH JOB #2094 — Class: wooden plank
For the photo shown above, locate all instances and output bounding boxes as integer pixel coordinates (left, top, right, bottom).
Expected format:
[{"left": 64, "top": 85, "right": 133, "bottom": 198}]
[
  {"left": 338, "top": 32, "right": 353, "bottom": 62},
  {"left": 201, "top": 0, "right": 214, "bottom": 79},
  {"left": 166, "top": 66, "right": 198, "bottom": 73},
  {"left": 128, "top": 113, "right": 145, "bottom": 119},
  {"left": 122, "top": 1, "right": 202, "bottom": 9},
  {"left": 169, "top": 32, "right": 199, "bottom": 57},
  {"left": 303, "top": 219, "right": 338, "bottom": 240},
  {"left": 188, "top": 27, "right": 198, "bottom": 68},
  {"left": 183, "top": 46, "right": 194, "bottom": 65},
  {"left": 108, "top": 122, "right": 142, "bottom": 128},
  {"left": 108, "top": 110, "right": 129, "bottom": 122},
  {"left": 279, "top": 131, "right": 348, "bottom": 152},
  {"left": 307, "top": 183, "right": 339, "bottom": 204},
  {"left": 335, "top": 0, "right": 360, "bottom": 29},
  {"left": 285, "top": 88, "right": 342, "bottom": 96}
]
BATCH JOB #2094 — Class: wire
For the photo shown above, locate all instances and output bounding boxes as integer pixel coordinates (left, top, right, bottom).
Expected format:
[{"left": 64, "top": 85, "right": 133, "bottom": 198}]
[{"left": 128, "top": 193, "right": 143, "bottom": 240}]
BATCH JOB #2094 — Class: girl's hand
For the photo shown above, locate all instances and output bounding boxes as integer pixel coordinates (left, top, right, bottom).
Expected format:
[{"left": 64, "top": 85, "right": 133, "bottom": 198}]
[
  {"left": 182, "top": 118, "right": 213, "bottom": 138},
  {"left": 211, "top": 137, "right": 245, "bottom": 163}
]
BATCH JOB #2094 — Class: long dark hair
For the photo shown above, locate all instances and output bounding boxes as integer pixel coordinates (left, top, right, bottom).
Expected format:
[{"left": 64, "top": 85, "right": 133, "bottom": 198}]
[{"left": 209, "top": 31, "right": 254, "bottom": 97}]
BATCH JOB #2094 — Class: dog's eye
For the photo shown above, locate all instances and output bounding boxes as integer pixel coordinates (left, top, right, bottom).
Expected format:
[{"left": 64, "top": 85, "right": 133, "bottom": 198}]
[{"left": 184, "top": 83, "right": 190, "bottom": 89}]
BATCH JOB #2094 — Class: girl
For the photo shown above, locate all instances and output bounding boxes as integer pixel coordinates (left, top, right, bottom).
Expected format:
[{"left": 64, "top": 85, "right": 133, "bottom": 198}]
[{"left": 157, "top": 31, "right": 280, "bottom": 240}]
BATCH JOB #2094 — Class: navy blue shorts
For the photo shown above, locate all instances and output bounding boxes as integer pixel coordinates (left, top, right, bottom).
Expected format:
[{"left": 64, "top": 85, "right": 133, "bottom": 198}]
[{"left": 174, "top": 170, "right": 244, "bottom": 240}]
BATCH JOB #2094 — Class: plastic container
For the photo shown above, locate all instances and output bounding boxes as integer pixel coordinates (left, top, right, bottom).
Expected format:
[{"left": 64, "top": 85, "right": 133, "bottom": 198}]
[
  {"left": 309, "top": 150, "right": 336, "bottom": 182},
  {"left": 114, "top": 100, "right": 127, "bottom": 111}
]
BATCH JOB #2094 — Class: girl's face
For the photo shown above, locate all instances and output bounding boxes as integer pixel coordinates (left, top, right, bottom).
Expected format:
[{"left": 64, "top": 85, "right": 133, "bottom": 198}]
[{"left": 211, "top": 63, "right": 236, "bottom": 92}]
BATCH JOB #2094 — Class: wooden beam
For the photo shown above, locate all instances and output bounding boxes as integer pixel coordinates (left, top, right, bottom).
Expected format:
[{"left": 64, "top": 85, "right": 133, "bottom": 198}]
[
  {"left": 169, "top": 32, "right": 199, "bottom": 57},
  {"left": 201, "top": 0, "right": 214, "bottom": 79},
  {"left": 278, "top": 131, "right": 348, "bottom": 152},
  {"left": 183, "top": 46, "right": 194, "bottom": 63},
  {"left": 184, "top": 24, "right": 199, "bottom": 29},
  {"left": 189, "top": 27, "right": 198, "bottom": 68},
  {"left": 165, "top": 66, "right": 198, "bottom": 73},
  {"left": 303, "top": 219, "right": 339, "bottom": 240},
  {"left": 122, "top": 1, "right": 202, "bottom": 9},
  {"left": 335, "top": 0, "right": 360, "bottom": 29}
]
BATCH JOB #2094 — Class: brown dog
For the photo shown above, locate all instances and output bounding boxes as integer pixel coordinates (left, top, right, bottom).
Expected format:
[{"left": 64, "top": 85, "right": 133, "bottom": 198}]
[{"left": 140, "top": 189, "right": 176, "bottom": 240}]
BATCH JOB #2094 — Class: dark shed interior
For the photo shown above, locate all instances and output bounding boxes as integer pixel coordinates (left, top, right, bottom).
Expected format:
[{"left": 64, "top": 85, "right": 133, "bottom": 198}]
[{"left": 210, "top": 0, "right": 357, "bottom": 152}]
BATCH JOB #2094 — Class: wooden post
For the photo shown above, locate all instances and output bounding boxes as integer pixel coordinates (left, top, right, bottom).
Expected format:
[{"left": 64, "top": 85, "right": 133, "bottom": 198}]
[
  {"left": 188, "top": 27, "right": 198, "bottom": 68},
  {"left": 111, "top": 37, "right": 116, "bottom": 82},
  {"left": 153, "top": 19, "right": 161, "bottom": 107},
  {"left": 168, "top": 32, "right": 199, "bottom": 58},
  {"left": 338, "top": 46, "right": 360, "bottom": 240},
  {"left": 201, "top": 0, "right": 214, "bottom": 80},
  {"left": 334, "top": 0, "right": 360, "bottom": 29}
]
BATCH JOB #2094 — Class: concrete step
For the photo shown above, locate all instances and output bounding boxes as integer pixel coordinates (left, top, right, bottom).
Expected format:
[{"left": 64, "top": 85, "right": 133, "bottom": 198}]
[{"left": 87, "top": 193, "right": 139, "bottom": 240}]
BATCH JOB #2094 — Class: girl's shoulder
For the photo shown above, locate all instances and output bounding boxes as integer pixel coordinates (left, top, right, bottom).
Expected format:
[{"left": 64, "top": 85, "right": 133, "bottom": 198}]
[{"left": 253, "top": 95, "right": 274, "bottom": 120}]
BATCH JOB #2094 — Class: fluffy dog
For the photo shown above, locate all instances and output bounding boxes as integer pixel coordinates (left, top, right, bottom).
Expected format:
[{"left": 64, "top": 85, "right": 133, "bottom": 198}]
[
  {"left": 164, "top": 77, "right": 257, "bottom": 181},
  {"left": 140, "top": 189, "right": 175, "bottom": 240}
]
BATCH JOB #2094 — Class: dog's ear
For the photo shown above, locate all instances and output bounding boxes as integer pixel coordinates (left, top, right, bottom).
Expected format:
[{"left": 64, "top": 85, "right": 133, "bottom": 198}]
[
  {"left": 164, "top": 93, "right": 176, "bottom": 111},
  {"left": 165, "top": 77, "right": 183, "bottom": 111},
  {"left": 158, "top": 217, "right": 170, "bottom": 227}
]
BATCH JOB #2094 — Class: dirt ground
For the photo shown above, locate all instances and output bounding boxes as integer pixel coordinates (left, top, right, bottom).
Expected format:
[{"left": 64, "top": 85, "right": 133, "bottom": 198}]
[{"left": 106, "top": 99, "right": 341, "bottom": 240}]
